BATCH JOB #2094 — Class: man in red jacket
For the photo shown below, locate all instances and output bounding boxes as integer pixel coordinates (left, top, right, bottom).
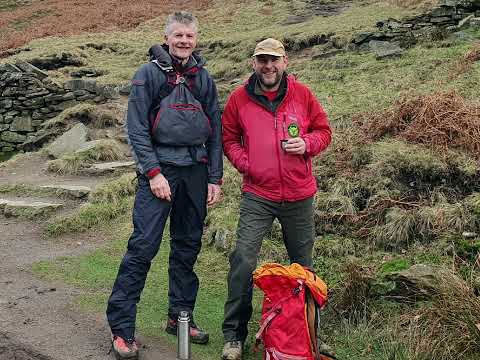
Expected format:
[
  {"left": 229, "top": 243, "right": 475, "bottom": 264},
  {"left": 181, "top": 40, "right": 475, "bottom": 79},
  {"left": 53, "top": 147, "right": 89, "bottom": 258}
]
[{"left": 221, "top": 38, "right": 332, "bottom": 359}]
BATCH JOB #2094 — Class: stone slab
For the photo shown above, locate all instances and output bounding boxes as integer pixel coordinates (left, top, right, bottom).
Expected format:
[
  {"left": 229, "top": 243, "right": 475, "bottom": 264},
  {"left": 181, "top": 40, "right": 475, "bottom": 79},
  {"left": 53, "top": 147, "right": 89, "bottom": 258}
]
[
  {"left": 40, "top": 185, "right": 91, "bottom": 199},
  {"left": 0, "top": 199, "right": 63, "bottom": 217},
  {"left": 91, "top": 161, "right": 135, "bottom": 171}
]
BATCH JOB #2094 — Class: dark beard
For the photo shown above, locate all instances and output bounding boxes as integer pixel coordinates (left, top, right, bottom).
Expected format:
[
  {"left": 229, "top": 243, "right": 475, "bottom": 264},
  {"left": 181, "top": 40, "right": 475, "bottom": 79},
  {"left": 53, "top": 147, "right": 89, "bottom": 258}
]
[{"left": 258, "top": 72, "right": 281, "bottom": 90}]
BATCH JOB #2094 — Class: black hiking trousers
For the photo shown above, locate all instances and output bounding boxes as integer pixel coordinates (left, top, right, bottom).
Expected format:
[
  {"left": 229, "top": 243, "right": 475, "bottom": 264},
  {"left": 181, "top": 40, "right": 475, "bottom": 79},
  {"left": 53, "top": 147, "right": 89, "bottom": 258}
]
[{"left": 106, "top": 163, "right": 208, "bottom": 341}]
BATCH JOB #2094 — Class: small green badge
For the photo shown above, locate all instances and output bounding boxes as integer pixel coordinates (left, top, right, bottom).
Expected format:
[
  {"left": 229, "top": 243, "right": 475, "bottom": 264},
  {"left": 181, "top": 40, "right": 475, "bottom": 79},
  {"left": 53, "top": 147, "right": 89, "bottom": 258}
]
[{"left": 287, "top": 123, "right": 300, "bottom": 137}]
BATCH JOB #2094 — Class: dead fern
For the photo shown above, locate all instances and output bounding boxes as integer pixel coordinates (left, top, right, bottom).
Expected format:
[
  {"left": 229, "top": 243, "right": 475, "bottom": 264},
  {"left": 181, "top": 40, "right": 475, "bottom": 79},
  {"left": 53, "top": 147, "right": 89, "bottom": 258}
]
[{"left": 354, "top": 91, "right": 480, "bottom": 159}]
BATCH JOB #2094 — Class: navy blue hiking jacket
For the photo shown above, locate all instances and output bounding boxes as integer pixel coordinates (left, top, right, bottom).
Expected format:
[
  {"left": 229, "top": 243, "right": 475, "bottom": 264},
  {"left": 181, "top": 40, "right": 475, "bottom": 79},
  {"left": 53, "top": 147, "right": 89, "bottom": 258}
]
[{"left": 126, "top": 44, "right": 223, "bottom": 184}]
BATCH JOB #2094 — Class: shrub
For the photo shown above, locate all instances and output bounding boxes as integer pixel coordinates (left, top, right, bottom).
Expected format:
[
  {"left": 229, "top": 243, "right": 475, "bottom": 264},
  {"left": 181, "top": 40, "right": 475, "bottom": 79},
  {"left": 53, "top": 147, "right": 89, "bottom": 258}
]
[
  {"left": 330, "top": 260, "right": 376, "bottom": 323},
  {"left": 354, "top": 92, "right": 480, "bottom": 160},
  {"left": 400, "top": 270, "right": 480, "bottom": 360}
]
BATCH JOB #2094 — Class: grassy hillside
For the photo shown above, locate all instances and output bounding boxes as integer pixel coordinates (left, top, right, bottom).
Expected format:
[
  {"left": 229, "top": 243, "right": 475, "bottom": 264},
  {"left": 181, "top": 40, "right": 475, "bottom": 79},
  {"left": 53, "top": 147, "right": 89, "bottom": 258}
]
[{"left": 3, "top": 0, "right": 480, "bottom": 359}]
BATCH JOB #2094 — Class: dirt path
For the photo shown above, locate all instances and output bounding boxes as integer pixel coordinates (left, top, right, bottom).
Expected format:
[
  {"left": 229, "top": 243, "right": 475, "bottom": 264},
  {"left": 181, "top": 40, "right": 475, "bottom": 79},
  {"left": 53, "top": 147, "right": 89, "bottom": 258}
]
[{"left": 0, "top": 155, "right": 179, "bottom": 360}]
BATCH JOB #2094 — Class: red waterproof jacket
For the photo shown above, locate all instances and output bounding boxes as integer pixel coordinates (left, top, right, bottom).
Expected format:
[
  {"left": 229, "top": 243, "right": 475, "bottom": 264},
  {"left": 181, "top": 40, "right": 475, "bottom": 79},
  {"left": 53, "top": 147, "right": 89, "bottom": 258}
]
[{"left": 222, "top": 74, "right": 331, "bottom": 202}]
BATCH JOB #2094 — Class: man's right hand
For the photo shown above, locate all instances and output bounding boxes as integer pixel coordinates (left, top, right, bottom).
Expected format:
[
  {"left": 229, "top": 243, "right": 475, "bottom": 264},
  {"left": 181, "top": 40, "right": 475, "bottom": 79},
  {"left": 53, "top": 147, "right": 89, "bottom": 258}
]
[{"left": 149, "top": 173, "right": 171, "bottom": 201}]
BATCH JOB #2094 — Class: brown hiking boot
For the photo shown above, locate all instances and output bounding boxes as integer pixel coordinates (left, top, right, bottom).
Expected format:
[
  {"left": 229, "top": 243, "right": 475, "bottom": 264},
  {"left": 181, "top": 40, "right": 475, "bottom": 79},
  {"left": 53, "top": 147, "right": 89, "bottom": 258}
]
[
  {"left": 111, "top": 335, "right": 139, "bottom": 359},
  {"left": 165, "top": 317, "right": 210, "bottom": 344},
  {"left": 222, "top": 341, "right": 243, "bottom": 360}
]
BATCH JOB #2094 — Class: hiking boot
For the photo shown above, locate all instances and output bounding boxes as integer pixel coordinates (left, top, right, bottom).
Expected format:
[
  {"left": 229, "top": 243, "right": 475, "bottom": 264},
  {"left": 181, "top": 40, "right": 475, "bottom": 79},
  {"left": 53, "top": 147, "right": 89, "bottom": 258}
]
[
  {"left": 222, "top": 341, "right": 243, "bottom": 360},
  {"left": 111, "top": 335, "right": 138, "bottom": 359},
  {"left": 165, "top": 317, "right": 209, "bottom": 344}
]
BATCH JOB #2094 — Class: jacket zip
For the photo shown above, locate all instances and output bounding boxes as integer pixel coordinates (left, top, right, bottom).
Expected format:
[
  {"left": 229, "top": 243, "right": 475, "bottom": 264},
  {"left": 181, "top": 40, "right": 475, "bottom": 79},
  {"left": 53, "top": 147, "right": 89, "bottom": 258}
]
[
  {"left": 274, "top": 90, "right": 289, "bottom": 202},
  {"left": 246, "top": 84, "right": 289, "bottom": 201},
  {"left": 274, "top": 111, "right": 284, "bottom": 201}
]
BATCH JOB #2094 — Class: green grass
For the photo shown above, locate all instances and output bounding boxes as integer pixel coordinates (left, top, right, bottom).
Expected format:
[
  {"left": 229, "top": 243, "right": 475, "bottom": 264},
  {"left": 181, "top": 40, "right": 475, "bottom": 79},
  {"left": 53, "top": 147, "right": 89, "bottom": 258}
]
[
  {"left": 43, "top": 173, "right": 136, "bottom": 236},
  {"left": 0, "top": 151, "right": 17, "bottom": 162},
  {"left": 45, "top": 197, "right": 133, "bottom": 237},
  {"left": 0, "top": 183, "right": 58, "bottom": 197},
  {"left": 380, "top": 258, "right": 412, "bottom": 274},
  {"left": 89, "top": 172, "right": 137, "bottom": 203},
  {"left": 0, "top": 0, "right": 25, "bottom": 11},
  {"left": 329, "top": 316, "right": 409, "bottom": 360},
  {"left": 35, "top": 195, "right": 479, "bottom": 360}
]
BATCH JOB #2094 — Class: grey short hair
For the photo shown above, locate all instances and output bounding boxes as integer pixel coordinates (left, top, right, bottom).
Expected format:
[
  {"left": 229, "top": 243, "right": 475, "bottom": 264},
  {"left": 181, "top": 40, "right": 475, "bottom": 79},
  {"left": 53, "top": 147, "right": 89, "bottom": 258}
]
[{"left": 165, "top": 11, "right": 199, "bottom": 35}]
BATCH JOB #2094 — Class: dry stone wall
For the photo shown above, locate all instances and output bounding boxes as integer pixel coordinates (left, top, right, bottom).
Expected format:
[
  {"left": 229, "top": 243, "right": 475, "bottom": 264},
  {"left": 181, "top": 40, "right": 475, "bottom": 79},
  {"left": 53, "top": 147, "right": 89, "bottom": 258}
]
[
  {"left": 352, "top": 0, "right": 480, "bottom": 47},
  {"left": 0, "top": 61, "right": 117, "bottom": 153}
]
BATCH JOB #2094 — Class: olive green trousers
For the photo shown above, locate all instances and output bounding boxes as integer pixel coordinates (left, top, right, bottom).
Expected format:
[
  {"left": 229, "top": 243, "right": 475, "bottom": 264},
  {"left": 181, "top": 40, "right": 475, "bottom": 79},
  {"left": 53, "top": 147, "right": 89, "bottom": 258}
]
[{"left": 222, "top": 192, "right": 315, "bottom": 342}]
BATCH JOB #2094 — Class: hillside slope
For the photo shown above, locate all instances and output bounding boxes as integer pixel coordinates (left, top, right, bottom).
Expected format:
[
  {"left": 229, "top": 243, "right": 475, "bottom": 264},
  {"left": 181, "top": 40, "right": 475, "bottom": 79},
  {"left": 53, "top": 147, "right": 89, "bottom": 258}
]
[{"left": 1, "top": 1, "right": 480, "bottom": 360}]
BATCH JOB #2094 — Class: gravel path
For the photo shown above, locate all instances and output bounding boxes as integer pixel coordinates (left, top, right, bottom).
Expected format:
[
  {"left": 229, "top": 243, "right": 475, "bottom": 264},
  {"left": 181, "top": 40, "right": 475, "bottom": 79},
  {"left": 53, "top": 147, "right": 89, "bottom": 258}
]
[{"left": 0, "top": 155, "right": 179, "bottom": 360}]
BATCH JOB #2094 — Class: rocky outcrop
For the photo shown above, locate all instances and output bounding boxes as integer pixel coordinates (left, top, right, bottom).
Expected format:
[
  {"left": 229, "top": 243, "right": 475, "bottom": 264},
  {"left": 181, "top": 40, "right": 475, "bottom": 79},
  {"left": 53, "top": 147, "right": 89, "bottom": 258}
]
[
  {"left": 0, "top": 61, "right": 118, "bottom": 153},
  {"left": 352, "top": 0, "right": 480, "bottom": 48}
]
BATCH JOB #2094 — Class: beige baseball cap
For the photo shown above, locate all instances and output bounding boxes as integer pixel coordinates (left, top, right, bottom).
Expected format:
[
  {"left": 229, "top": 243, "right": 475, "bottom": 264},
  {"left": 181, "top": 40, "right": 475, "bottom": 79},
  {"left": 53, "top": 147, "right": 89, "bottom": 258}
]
[{"left": 253, "top": 38, "right": 286, "bottom": 57}]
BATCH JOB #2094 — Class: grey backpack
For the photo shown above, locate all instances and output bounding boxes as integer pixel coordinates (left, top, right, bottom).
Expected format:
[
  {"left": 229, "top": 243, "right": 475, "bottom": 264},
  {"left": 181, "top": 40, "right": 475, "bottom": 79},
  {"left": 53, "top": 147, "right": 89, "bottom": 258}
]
[{"left": 148, "top": 45, "right": 210, "bottom": 146}]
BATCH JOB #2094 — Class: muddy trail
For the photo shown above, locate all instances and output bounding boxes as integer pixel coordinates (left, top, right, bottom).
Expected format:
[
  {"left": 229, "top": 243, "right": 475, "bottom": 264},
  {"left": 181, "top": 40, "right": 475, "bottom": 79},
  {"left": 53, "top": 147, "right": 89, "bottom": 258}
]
[{"left": 0, "top": 154, "right": 178, "bottom": 360}]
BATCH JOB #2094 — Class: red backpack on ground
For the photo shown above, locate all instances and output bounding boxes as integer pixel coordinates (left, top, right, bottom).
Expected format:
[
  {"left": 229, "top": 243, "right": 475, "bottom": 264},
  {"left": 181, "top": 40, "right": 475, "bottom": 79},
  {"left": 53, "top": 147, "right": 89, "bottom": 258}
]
[{"left": 253, "top": 263, "right": 335, "bottom": 360}]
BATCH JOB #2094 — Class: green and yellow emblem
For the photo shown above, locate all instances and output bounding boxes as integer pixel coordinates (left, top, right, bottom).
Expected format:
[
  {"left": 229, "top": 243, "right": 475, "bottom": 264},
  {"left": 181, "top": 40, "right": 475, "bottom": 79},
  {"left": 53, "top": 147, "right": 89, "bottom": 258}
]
[{"left": 287, "top": 123, "right": 300, "bottom": 137}]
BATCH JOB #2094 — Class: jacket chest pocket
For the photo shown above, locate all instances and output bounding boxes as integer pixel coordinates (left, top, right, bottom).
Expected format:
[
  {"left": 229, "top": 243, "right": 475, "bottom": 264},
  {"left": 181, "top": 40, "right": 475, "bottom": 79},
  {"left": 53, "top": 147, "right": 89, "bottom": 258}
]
[{"left": 280, "top": 112, "right": 306, "bottom": 140}]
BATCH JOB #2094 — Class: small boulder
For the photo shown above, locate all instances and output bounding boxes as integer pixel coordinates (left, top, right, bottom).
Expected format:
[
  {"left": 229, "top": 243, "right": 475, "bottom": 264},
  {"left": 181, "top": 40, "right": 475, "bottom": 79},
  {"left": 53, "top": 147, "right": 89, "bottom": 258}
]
[
  {"left": 213, "top": 229, "right": 229, "bottom": 251},
  {"left": 384, "top": 264, "right": 440, "bottom": 301},
  {"left": 369, "top": 40, "right": 404, "bottom": 59},
  {"left": 46, "top": 123, "right": 88, "bottom": 158}
]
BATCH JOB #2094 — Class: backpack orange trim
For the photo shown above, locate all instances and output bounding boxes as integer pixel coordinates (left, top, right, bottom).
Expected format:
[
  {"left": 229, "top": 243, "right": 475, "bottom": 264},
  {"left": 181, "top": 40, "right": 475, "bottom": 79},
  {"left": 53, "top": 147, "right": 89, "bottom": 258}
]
[{"left": 253, "top": 263, "right": 328, "bottom": 308}]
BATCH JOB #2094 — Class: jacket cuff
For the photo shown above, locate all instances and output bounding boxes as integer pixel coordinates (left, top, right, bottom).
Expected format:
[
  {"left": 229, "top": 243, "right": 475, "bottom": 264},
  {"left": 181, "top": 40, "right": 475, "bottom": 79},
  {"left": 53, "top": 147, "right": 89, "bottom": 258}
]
[
  {"left": 146, "top": 167, "right": 161, "bottom": 179},
  {"left": 208, "top": 178, "right": 223, "bottom": 186},
  {"left": 239, "top": 159, "right": 249, "bottom": 175}
]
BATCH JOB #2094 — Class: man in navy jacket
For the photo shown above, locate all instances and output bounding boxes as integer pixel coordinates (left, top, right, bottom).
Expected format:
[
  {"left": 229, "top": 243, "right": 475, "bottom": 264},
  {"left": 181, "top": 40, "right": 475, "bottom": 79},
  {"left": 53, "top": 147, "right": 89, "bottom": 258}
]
[{"left": 106, "top": 11, "right": 222, "bottom": 359}]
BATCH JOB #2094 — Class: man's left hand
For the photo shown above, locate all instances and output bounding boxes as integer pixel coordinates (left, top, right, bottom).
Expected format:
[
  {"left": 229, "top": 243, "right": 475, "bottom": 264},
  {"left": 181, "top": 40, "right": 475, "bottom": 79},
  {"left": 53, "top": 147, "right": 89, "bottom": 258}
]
[
  {"left": 284, "top": 137, "right": 306, "bottom": 155},
  {"left": 207, "top": 184, "right": 222, "bottom": 206}
]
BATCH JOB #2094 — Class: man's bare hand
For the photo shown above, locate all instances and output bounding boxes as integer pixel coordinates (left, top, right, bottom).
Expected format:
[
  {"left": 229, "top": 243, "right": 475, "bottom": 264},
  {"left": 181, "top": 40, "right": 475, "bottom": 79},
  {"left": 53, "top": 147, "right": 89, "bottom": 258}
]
[
  {"left": 207, "top": 184, "right": 222, "bottom": 206},
  {"left": 284, "top": 137, "right": 306, "bottom": 155},
  {"left": 149, "top": 173, "right": 171, "bottom": 201}
]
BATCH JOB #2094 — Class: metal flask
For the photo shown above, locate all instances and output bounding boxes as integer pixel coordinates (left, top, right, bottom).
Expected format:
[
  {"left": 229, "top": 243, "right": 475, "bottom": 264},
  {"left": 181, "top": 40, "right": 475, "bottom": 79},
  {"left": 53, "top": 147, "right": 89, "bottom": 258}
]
[{"left": 177, "top": 311, "right": 191, "bottom": 360}]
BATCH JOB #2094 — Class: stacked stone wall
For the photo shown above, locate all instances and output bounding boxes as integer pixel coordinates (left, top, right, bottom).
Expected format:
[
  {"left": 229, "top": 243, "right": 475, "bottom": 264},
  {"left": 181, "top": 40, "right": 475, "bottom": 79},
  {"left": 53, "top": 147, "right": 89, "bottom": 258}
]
[
  {"left": 0, "top": 61, "right": 117, "bottom": 153},
  {"left": 352, "top": 0, "right": 480, "bottom": 47}
]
